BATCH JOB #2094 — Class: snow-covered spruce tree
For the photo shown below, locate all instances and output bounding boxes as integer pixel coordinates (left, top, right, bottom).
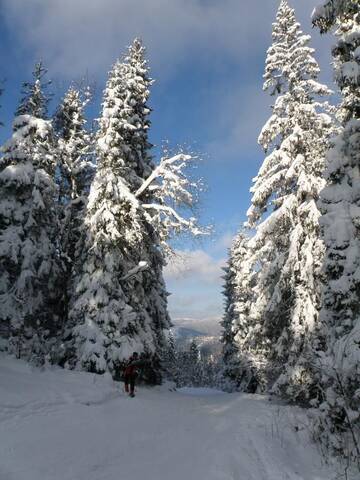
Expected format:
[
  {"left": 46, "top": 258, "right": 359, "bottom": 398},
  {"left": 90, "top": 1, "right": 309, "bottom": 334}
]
[
  {"left": 244, "top": 0, "right": 334, "bottom": 402},
  {"left": 311, "top": 1, "right": 360, "bottom": 465},
  {"left": 53, "top": 86, "right": 95, "bottom": 329},
  {"left": 221, "top": 233, "right": 252, "bottom": 389},
  {"left": 187, "top": 339, "right": 203, "bottom": 387},
  {"left": 64, "top": 40, "right": 166, "bottom": 377},
  {"left": 161, "top": 330, "right": 179, "bottom": 382},
  {"left": 0, "top": 66, "right": 62, "bottom": 361},
  {"left": 16, "top": 62, "right": 52, "bottom": 119}
]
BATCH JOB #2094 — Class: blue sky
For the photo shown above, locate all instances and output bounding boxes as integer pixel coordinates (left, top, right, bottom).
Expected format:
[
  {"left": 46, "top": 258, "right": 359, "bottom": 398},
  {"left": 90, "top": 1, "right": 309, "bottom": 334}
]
[{"left": 0, "top": 0, "right": 333, "bottom": 333}]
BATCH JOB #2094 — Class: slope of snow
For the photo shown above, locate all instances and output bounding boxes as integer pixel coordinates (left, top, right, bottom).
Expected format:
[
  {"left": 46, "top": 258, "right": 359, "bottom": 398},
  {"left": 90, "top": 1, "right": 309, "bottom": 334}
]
[
  {"left": 177, "top": 387, "right": 225, "bottom": 396},
  {"left": 0, "top": 355, "right": 351, "bottom": 480}
]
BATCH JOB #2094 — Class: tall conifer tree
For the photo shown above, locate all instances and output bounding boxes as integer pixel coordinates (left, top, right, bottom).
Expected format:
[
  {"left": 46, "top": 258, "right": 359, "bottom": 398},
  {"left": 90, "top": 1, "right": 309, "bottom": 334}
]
[
  {"left": 233, "top": 1, "right": 334, "bottom": 399},
  {"left": 221, "top": 233, "right": 253, "bottom": 388},
  {"left": 66, "top": 40, "right": 169, "bottom": 376},
  {"left": 0, "top": 64, "right": 61, "bottom": 360},
  {"left": 16, "top": 62, "right": 51, "bottom": 119},
  {"left": 312, "top": 0, "right": 360, "bottom": 463},
  {"left": 51, "top": 87, "right": 95, "bottom": 350}
]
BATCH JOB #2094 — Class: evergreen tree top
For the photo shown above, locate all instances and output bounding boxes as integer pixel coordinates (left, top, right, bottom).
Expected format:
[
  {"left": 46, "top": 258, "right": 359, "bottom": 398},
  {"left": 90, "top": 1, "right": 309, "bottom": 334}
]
[
  {"left": 272, "top": 0, "right": 298, "bottom": 41},
  {"left": 125, "top": 38, "right": 149, "bottom": 71},
  {"left": 264, "top": 0, "right": 322, "bottom": 97},
  {"left": 54, "top": 86, "right": 91, "bottom": 140},
  {"left": 97, "top": 38, "right": 153, "bottom": 188},
  {"left": 1, "top": 115, "right": 55, "bottom": 174},
  {"left": 16, "top": 62, "right": 52, "bottom": 120}
]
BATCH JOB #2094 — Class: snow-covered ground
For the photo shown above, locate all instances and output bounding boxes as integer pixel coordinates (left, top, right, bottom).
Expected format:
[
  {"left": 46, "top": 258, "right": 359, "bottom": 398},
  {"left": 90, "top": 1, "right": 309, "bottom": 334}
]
[{"left": 0, "top": 355, "right": 350, "bottom": 480}]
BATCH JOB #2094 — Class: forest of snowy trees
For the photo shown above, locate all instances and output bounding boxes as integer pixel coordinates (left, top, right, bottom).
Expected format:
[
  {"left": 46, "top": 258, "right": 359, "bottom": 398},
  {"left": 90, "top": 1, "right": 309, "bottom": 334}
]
[
  {"left": 1, "top": 0, "right": 359, "bottom": 471},
  {"left": 222, "top": 0, "right": 360, "bottom": 468},
  {"left": 0, "top": 39, "right": 205, "bottom": 381}
]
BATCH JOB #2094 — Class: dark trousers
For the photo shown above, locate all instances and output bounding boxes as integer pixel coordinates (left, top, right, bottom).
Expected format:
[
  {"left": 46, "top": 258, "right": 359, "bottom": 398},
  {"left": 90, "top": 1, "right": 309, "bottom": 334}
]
[{"left": 124, "top": 374, "right": 137, "bottom": 394}]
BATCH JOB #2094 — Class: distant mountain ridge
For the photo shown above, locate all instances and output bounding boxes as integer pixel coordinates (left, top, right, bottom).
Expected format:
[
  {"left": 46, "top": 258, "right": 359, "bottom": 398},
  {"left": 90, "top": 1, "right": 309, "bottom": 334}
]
[
  {"left": 171, "top": 317, "right": 222, "bottom": 336},
  {"left": 170, "top": 326, "right": 221, "bottom": 358},
  {"left": 170, "top": 326, "right": 207, "bottom": 340}
]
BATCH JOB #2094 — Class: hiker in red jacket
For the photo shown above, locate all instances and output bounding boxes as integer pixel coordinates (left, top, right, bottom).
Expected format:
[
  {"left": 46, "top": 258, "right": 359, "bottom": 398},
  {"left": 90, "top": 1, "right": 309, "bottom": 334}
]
[{"left": 123, "top": 352, "right": 140, "bottom": 397}]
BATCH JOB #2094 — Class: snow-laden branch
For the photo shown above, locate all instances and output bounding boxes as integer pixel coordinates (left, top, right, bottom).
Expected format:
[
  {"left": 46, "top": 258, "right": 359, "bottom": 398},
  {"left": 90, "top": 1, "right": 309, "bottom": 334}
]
[
  {"left": 142, "top": 203, "right": 204, "bottom": 235},
  {"left": 120, "top": 261, "right": 148, "bottom": 281},
  {"left": 142, "top": 203, "right": 187, "bottom": 225},
  {"left": 135, "top": 154, "right": 191, "bottom": 199},
  {"left": 134, "top": 152, "right": 209, "bottom": 251}
]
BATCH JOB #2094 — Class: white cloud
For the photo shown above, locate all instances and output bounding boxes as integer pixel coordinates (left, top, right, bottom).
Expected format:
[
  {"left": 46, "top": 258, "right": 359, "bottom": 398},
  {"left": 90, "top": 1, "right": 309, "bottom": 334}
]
[
  {"left": 1, "top": 0, "right": 324, "bottom": 80},
  {"left": 164, "top": 249, "right": 225, "bottom": 284}
]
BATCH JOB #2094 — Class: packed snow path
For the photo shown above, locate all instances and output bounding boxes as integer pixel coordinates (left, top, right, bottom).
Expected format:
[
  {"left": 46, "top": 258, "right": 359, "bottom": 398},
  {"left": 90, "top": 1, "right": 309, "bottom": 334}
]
[{"left": 0, "top": 356, "right": 340, "bottom": 480}]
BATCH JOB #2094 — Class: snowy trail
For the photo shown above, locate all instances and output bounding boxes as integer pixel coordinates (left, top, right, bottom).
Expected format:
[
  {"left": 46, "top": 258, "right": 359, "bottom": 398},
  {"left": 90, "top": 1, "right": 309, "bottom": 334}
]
[{"left": 0, "top": 356, "right": 339, "bottom": 480}]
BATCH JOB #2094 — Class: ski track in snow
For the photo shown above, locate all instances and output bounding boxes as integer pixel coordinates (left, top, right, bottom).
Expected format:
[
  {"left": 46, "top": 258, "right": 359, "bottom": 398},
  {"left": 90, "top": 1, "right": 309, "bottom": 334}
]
[{"left": 0, "top": 355, "right": 346, "bottom": 480}]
